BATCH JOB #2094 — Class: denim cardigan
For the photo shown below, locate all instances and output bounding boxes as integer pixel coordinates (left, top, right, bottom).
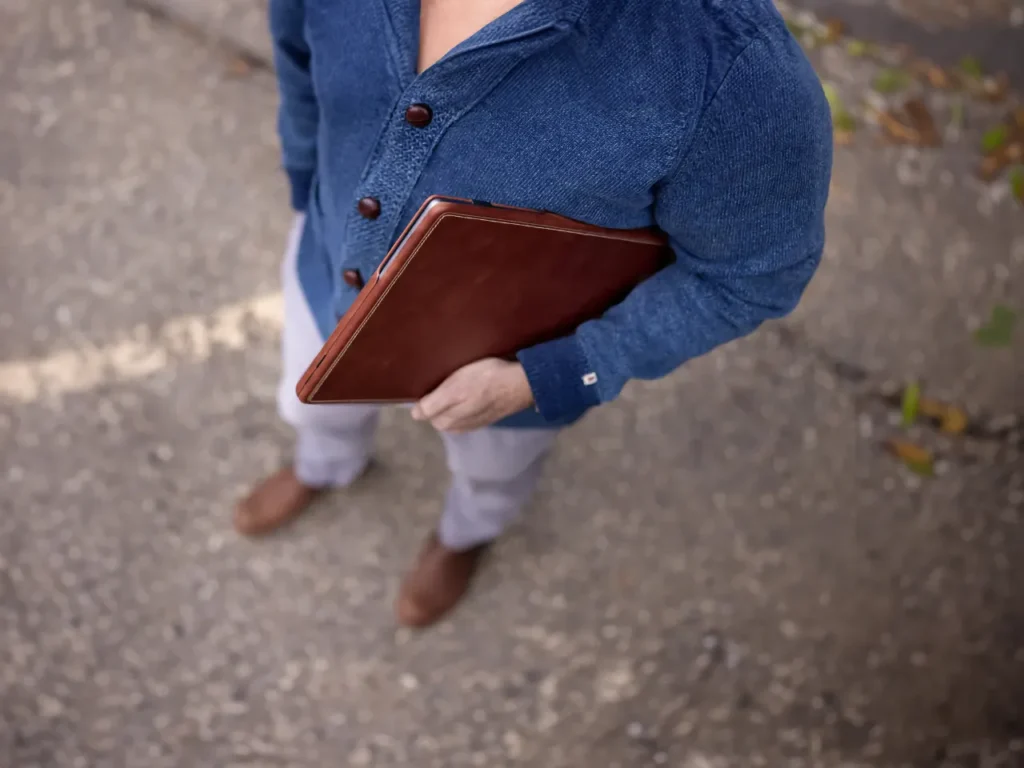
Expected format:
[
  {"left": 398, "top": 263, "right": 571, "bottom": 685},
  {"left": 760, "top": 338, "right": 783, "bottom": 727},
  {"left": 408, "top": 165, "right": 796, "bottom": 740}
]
[{"left": 270, "top": 0, "right": 833, "bottom": 428}]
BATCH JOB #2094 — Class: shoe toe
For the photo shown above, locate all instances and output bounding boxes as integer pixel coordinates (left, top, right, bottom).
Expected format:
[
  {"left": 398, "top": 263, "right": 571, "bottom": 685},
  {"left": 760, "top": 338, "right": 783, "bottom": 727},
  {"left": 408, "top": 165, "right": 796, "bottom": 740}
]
[
  {"left": 394, "top": 590, "right": 435, "bottom": 628},
  {"left": 232, "top": 467, "right": 317, "bottom": 537},
  {"left": 232, "top": 496, "right": 264, "bottom": 536}
]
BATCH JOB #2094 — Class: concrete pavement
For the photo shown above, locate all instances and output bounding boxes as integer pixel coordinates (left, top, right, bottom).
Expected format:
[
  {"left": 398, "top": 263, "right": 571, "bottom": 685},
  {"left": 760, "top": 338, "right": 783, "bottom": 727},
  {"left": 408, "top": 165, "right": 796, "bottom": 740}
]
[{"left": 1, "top": 0, "right": 1022, "bottom": 766}]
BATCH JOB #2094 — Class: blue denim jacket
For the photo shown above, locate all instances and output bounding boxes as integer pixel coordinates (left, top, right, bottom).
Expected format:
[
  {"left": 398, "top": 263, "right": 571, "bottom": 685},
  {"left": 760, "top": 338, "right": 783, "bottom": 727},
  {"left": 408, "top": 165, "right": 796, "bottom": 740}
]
[{"left": 270, "top": 0, "right": 833, "bottom": 428}]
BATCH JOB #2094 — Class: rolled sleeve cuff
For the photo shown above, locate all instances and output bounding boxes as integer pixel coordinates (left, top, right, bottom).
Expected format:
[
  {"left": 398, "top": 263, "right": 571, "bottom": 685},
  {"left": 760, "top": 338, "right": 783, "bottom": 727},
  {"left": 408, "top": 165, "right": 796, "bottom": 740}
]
[
  {"left": 517, "top": 335, "right": 602, "bottom": 423},
  {"left": 285, "top": 166, "right": 315, "bottom": 212}
]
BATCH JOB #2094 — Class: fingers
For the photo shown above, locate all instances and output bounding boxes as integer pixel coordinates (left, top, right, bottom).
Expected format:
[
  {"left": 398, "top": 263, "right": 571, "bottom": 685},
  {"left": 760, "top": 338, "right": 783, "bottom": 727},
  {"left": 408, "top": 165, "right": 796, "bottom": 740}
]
[
  {"left": 413, "top": 383, "right": 491, "bottom": 432},
  {"left": 409, "top": 358, "right": 511, "bottom": 431},
  {"left": 412, "top": 360, "right": 490, "bottom": 422},
  {"left": 430, "top": 401, "right": 492, "bottom": 433},
  {"left": 411, "top": 377, "right": 459, "bottom": 422}
]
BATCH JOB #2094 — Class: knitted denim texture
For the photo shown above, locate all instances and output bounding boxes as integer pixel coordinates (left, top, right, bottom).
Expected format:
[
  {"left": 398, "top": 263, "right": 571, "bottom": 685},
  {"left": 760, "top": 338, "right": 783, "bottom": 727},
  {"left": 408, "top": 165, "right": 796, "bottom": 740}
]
[{"left": 270, "top": 0, "right": 833, "bottom": 427}]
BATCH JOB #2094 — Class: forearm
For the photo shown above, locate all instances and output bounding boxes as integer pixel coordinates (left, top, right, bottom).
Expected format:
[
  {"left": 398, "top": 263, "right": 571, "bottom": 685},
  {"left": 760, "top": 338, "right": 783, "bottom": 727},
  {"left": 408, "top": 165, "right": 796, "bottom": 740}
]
[
  {"left": 517, "top": 245, "right": 822, "bottom": 421},
  {"left": 518, "top": 32, "right": 833, "bottom": 423}
]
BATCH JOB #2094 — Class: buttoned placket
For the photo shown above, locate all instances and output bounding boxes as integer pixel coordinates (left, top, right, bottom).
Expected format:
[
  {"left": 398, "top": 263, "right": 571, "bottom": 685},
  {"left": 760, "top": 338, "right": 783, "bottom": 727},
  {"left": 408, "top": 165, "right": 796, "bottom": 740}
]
[{"left": 334, "top": 0, "right": 585, "bottom": 318}]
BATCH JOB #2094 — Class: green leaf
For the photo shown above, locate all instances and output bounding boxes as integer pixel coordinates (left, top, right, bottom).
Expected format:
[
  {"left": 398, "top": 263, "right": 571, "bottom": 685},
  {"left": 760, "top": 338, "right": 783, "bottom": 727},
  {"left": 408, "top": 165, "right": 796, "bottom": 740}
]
[
  {"left": 785, "top": 18, "right": 808, "bottom": 37},
  {"left": 822, "top": 82, "right": 841, "bottom": 110},
  {"left": 846, "top": 39, "right": 869, "bottom": 57},
  {"left": 981, "top": 124, "right": 1010, "bottom": 154},
  {"left": 974, "top": 305, "right": 1017, "bottom": 347},
  {"left": 901, "top": 382, "right": 921, "bottom": 427},
  {"left": 834, "top": 111, "right": 857, "bottom": 132},
  {"left": 906, "top": 458, "right": 935, "bottom": 477},
  {"left": 958, "top": 56, "right": 984, "bottom": 79},
  {"left": 886, "top": 439, "right": 935, "bottom": 476},
  {"left": 822, "top": 82, "right": 856, "bottom": 131},
  {"left": 1009, "top": 166, "right": 1024, "bottom": 202},
  {"left": 873, "top": 68, "right": 911, "bottom": 94}
]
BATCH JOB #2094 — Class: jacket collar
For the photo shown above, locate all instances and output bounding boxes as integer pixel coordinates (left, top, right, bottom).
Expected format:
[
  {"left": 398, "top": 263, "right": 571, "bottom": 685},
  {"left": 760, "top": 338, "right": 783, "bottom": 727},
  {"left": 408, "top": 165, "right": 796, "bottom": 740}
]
[{"left": 380, "top": 0, "right": 589, "bottom": 84}]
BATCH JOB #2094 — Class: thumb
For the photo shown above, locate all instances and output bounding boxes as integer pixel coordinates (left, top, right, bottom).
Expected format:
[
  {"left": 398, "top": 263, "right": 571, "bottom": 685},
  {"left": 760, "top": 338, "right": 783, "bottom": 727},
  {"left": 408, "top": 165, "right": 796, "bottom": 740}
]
[{"left": 413, "top": 378, "right": 457, "bottom": 421}]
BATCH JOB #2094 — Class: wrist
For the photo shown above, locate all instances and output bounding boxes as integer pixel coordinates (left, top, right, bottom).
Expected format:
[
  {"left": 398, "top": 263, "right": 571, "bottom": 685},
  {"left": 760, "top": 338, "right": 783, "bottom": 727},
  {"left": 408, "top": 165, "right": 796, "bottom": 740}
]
[
  {"left": 516, "top": 335, "right": 602, "bottom": 422},
  {"left": 508, "top": 362, "right": 536, "bottom": 411}
]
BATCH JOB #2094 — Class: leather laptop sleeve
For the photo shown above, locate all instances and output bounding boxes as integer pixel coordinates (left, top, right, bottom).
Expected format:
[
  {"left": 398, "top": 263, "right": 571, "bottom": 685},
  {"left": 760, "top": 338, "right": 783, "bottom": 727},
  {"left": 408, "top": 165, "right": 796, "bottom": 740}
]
[{"left": 296, "top": 197, "right": 672, "bottom": 404}]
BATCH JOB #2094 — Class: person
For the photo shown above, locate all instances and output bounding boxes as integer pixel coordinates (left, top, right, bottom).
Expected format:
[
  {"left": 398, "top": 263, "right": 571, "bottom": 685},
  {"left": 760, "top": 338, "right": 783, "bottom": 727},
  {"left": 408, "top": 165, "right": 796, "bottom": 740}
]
[{"left": 234, "top": 0, "right": 834, "bottom": 628}]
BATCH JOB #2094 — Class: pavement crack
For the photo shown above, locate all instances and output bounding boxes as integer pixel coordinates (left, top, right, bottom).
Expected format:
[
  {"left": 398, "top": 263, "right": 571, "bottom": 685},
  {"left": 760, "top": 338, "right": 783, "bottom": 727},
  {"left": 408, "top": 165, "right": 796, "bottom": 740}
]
[{"left": 772, "top": 323, "right": 872, "bottom": 387}]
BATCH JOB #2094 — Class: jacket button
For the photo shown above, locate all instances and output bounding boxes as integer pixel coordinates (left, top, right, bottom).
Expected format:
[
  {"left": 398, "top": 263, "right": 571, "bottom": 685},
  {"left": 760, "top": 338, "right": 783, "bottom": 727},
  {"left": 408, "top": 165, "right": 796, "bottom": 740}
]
[
  {"left": 405, "top": 103, "right": 433, "bottom": 128},
  {"left": 342, "top": 269, "right": 364, "bottom": 289},
  {"left": 357, "top": 197, "right": 381, "bottom": 219}
]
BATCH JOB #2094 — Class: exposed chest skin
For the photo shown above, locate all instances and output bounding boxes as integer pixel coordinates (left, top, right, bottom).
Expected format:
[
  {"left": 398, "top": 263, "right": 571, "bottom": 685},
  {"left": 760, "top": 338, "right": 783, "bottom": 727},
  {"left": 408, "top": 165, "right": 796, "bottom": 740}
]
[{"left": 417, "top": 0, "right": 526, "bottom": 72}]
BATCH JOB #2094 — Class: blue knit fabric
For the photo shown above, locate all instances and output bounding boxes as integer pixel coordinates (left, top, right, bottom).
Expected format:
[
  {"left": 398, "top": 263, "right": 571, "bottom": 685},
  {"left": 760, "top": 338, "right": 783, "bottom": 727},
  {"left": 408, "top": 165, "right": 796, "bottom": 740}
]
[{"left": 270, "top": 0, "right": 833, "bottom": 428}]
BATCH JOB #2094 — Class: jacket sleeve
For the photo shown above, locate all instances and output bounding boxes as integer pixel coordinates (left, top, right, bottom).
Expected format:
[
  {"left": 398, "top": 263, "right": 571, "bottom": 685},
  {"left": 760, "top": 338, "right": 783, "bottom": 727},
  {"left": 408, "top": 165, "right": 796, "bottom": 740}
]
[
  {"left": 516, "top": 34, "right": 834, "bottom": 422},
  {"left": 269, "top": 0, "right": 319, "bottom": 212}
]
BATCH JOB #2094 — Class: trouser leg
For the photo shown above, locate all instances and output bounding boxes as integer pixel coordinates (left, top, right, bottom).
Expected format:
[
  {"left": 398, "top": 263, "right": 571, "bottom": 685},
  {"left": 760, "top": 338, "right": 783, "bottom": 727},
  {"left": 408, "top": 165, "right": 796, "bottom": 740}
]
[
  {"left": 276, "top": 213, "right": 378, "bottom": 488},
  {"left": 437, "top": 427, "right": 558, "bottom": 550}
]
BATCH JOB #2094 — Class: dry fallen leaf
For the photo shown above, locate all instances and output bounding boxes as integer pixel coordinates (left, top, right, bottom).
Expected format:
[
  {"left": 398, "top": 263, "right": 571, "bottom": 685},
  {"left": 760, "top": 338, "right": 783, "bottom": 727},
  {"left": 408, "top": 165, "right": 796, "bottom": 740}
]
[
  {"left": 1010, "top": 166, "right": 1024, "bottom": 203},
  {"left": 979, "top": 109, "right": 1024, "bottom": 179},
  {"left": 917, "top": 397, "right": 969, "bottom": 435},
  {"left": 927, "top": 66, "right": 952, "bottom": 89},
  {"left": 876, "top": 108, "right": 920, "bottom": 143},
  {"left": 885, "top": 439, "right": 935, "bottom": 476},
  {"left": 979, "top": 74, "right": 1010, "bottom": 103},
  {"left": 978, "top": 155, "right": 1001, "bottom": 180},
  {"left": 940, "top": 408, "right": 969, "bottom": 435},
  {"left": 904, "top": 99, "right": 941, "bottom": 146},
  {"left": 820, "top": 18, "right": 847, "bottom": 43},
  {"left": 875, "top": 101, "right": 940, "bottom": 147},
  {"left": 979, "top": 142, "right": 1024, "bottom": 180},
  {"left": 909, "top": 58, "right": 932, "bottom": 75}
]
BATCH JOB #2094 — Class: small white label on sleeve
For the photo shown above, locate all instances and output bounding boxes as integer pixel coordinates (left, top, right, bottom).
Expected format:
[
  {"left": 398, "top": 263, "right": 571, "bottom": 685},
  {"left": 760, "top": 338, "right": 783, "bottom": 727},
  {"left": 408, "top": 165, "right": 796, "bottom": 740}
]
[{"left": 582, "top": 372, "right": 598, "bottom": 386}]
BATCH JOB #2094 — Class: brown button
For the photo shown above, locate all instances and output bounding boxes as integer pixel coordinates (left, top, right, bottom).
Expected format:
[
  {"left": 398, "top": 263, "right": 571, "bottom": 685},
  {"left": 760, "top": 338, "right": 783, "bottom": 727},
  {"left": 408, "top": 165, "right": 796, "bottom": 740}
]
[
  {"left": 342, "top": 269, "right": 364, "bottom": 289},
  {"left": 405, "top": 103, "right": 433, "bottom": 128},
  {"left": 357, "top": 197, "right": 381, "bottom": 219}
]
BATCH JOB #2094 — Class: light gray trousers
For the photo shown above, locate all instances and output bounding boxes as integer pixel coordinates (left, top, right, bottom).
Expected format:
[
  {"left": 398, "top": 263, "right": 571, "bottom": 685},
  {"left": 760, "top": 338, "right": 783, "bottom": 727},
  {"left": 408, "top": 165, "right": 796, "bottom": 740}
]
[{"left": 277, "top": 216, "right": 557, "bottom": 550}]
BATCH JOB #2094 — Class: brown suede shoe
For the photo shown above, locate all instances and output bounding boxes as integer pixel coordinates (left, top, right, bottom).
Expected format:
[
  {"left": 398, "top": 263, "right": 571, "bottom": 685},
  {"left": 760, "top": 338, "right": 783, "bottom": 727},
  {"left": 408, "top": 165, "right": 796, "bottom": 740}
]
[
  {"left": 395, "top": 532, "right": 489, "bottom": 628},
  {"left": 233, "top": 467, "right": 322, "bottom": 537}
]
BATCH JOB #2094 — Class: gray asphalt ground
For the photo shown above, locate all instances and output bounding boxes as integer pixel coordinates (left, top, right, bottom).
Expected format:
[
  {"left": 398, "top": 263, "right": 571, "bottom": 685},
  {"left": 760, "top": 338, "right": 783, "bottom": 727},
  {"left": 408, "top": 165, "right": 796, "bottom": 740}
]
[{"left": 1, "top": 0, "right": 1022, "bottom": 766}]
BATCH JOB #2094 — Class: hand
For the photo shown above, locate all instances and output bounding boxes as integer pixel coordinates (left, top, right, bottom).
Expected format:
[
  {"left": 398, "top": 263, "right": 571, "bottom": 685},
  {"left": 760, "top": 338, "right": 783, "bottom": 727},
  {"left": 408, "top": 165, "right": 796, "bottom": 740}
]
[{"left": 411, "top": 358, "right": 535, "bottom": 433}]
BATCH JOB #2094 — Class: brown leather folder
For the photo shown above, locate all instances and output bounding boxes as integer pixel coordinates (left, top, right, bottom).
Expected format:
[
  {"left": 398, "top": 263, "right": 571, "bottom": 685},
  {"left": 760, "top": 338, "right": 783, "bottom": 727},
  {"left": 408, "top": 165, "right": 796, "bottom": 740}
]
[{"left": 296, "top": 196, "right": 672, "bottom": 404}]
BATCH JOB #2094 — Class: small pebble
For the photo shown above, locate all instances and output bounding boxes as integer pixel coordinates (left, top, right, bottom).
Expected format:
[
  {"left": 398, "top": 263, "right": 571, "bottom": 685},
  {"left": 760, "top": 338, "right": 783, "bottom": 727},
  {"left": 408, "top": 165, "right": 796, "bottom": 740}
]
[{"left": 399, "top": 674, "right": 419, "bottom": 691}]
